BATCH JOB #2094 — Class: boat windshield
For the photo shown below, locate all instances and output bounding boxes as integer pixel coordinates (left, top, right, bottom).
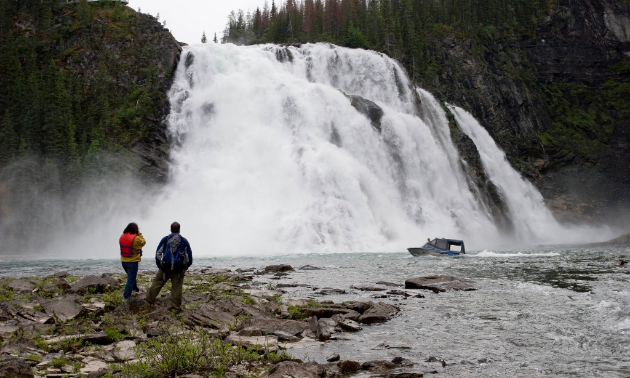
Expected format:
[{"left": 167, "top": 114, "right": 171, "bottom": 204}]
[{"left": 435, "top": 239, "right": 448, "bottom": 250}]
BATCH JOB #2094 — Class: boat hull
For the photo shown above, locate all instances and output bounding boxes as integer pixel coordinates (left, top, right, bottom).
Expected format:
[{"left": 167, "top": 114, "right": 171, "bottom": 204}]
[{"left": 408, "top": 248, "right": 463, "bottom": 257}]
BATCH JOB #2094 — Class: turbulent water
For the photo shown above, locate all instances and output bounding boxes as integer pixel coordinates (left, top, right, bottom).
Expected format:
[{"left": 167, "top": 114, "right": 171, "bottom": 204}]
[
  {"left": 132, "top": 43, "right": 614, "bottom": 256},
  {"left": 3, "top": 249, "right": 630, "bottom": 376}
]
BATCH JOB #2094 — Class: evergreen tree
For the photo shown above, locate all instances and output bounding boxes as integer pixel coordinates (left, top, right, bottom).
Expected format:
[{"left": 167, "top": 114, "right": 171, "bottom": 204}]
[{"left": 201, "top": 31, "right": 207, "bottom": 43}]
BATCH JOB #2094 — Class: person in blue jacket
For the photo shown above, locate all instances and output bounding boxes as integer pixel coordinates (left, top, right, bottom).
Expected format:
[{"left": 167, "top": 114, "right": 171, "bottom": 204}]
[{"left": 146, "top": 222, "right": 193, "bottom": 313}]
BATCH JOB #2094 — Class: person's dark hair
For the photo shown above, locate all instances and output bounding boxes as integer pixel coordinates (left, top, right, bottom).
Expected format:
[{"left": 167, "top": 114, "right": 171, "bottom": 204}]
[
  {"left": 171, "top": 222, "right": 180, "bottom": 233},
  {"left": 123, "top": 222, "right": 139, "bottom": 234}
]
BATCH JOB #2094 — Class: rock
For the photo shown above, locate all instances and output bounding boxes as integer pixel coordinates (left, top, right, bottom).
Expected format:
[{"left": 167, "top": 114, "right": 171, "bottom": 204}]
[
  {"left": 181, "top": 375, "right": 204, "bottom": 378},
  {"left": 343, "top": 301, "right": 373, "bottom": 314},
  {"left": 382, "top": 374, "right": 424, "bottom": 378},
  {"left": 245, "top": 317, "right": 311, "bottom": 336},
  {"left": 273, "top": 330, "right": 300, "bottom": 342},
  {"left": 264, "top": 361, "right": 319, "bottom": 378},
  {"left": 391, "top": 357, "right": 415, "bottom": 366},
  {"left": 299, "top": 265, "right": 322, "bottom": 270},
  {"left": 225, "top": 334, "right": 279, "bottom": 352},
  {"left": 335, "top": 309, "right": 360, "bottom": 321},
  {"left": 185, "top": 305, "right": 235, "bottom": 332},
  {"left": 308, "top": 316, "right": 318, "bottom": 332},
  {"left": 242, "top": 289, "right": 283, "bottom": 300},
  {"left": 42, "top": 299, "right": 87, "bottom": 322},
  {"left": 46, "top": 332, "right": 113, "bottom": 345},
  {"left": 238, "top": 327, "right": 263, "bottom": 337},
  {"left": 216, "top": 298, "right": 273, "bottom": 319},
  {"left": 301, "top": 330, "right": 317, "bottom": 339},
  {"left": 348, "top": 95, "right": 384, "bottom": 133},
  {"left": 5, "top": 280, "right": 35, "bottom": 293},
  {"left": 361, "top": 360, "right": 398, "bottom": 371},
  {"left": 124, "top": 298, "right": 155, "bottom": 315},
  {"left": 405, "top": 276, "right": 475, "bottom": 293},
  {"left": 314, "top": 288, "right": 346, "bottom": 295},
  {"left": 358, "top": 302, "right": 398, "bottom": 324},
  {"left": 351, "top": 285, "right": 387, "bottom": 292},
  {"left": 327, "top": 354, "right": 341, "bottom": 362},
  {"left": 18, "top": 308, "right": 54, "bottom": 324},
  {"left": 338, "top": 319, "right": 362, "bottom": 331},
  {"left": 337, "top": 360, "right": 361, "bottom": 375},
  {"left": 317, "top": 318, "right": 336, "bottom": 341},
  {"left": 387, "top": 290, "right": 412, "bottom": 297},
  {"left": 0, "top": 357, "right": 34, "bottom": 378},
  {"left": 112, "top": 340, "right": 136, "bottom": 361},
  {"left": 71, "top": 276, "right": 117, "bottom": 295},
  {"left": 87, "top": 369, "right": 112, "bottom": 378},
  {"left": 201, "top": 268, "right": 231, "bottom": 275},
  {"left": 304, "top": 307, "right": 348, "bottom": 318},
  {"left": 54, "top": 272, "right": 70, "bottom": 278},
  {"left": 80, "top": 357, "right": 108, "bottom": 374},
  {"left": 376, "top": 281, "right": 402, "bottom": 287},
  {"left": 0, "top": 303, "right": 17, "bottom": 321},
  {"left": 0, "top": 336, "right": 36, "bottom": 355},
  {"left": 0, "top": 325, "right": 20, "bottom": 340},
  {"left": 263, "top": 265, "right": 294, "bottom": 273}
]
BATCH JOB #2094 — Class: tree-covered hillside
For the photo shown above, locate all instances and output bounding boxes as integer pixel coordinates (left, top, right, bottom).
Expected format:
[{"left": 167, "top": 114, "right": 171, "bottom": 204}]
[{"left": 0, "top": 0, "right": 180, "bottom": 251}]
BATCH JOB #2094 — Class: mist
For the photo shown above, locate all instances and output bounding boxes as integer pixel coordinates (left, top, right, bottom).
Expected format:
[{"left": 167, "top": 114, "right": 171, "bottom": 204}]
[{"left": 1, "top": 43, "right": 622, "bottom": 260}]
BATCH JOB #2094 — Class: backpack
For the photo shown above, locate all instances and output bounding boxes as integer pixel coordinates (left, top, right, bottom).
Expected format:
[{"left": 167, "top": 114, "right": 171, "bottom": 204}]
[{"left": 157, "top": 234, "right": 189, "bottom": 271}]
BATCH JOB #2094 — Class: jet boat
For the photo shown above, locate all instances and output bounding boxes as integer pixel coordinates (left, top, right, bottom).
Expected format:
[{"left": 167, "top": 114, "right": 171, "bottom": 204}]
[{"left": 408, "top": 238, "right": 465, "bottom": 257}]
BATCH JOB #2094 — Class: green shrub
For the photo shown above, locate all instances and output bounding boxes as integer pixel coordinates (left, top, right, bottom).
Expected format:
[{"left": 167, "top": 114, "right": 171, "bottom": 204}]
[{"left": 51, "top": 356, "right": 69, "bottom": 369}]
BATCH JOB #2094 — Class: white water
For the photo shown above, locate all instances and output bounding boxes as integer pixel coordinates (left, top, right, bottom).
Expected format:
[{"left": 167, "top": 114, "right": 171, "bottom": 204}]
[
  {"left": 127, "top": 43, "right": 613, "bottom": 256},
  {"left": 449, "top": 106, "right": 614, "bottom": 245}
]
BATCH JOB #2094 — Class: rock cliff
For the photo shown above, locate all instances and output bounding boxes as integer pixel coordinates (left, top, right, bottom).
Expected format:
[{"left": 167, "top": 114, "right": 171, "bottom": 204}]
[{"left": 418, "top": 0, "right": 630, "bottom": 224}]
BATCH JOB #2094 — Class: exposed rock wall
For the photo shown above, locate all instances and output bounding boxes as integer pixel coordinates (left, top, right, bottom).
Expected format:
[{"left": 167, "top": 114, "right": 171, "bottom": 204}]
[{"left": 418, "top": 0, "right": 630, "bottom": 224}]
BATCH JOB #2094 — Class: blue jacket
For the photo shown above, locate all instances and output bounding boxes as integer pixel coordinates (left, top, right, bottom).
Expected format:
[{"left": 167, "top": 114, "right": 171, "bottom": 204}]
[{"left": 155, "top": 233, "right": 193, "bottom": 271}]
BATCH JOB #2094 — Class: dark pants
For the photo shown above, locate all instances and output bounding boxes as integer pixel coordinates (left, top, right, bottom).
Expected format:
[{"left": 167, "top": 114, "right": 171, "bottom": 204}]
[
  {"left": 146, "top": 269, "right": 185, "bottom": 311},
  {"left": 121, "top": 262, "right": 139, "bottom": 299}
]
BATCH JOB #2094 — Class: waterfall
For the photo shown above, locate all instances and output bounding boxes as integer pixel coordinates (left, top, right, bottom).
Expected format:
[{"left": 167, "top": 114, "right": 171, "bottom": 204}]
[{"left": 135, "top": 43, "right": 610, "bottom": 255}]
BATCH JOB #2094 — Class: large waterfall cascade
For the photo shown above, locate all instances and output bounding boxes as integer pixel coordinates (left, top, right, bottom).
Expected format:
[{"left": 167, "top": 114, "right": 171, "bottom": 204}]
[{"left": 128, "top": 42, "right": 615, "bottom": 256}]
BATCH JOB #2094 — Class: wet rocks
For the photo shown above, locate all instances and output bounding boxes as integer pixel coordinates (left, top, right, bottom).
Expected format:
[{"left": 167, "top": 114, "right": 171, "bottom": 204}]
[
  {"left": 299, "top": 265, "right": 322, "bottom": 270},
  {"left": 337, "top": 319, "right": 362, "bottom": 331},
  {"left": 0, "top": 336, "right": 36, "bottom": 355},
  {"left": 317, "top": 318, "right": 337, "bottom": 341},
  {"left": 337, "top": 360, "right": 361, "bottom": 375},
  {"left": 185, "top": 305, "right": 235, "bottom": 332},
  {"left": 0, "top": 357, "right": 34, "bottom": 378},
  {"left": 343, "top": 301, "right": 372, "bottom": 313},
  {"left": 265, "top": 361, "right": 319, "bottom": 378},
  {"left": 405, "top": 276, "right": 475, "bottom": 293},
  {"left": 305, "top": 307, "right": 348, "bottom": 318},
  {"left": 274, "top": 330, "right": 300, "bottom": 342},
  {"left": 351, "top": 285, "right": 387, "bottom": 292},
  {"left": 238, "top": 327, "right": 263, "bottom": 337},
  {"left": 327, "top": 354, "right": 341, "bottom": 362},
  {"left": 18, "top": 308, "right": 54, "bottom": 324},
  {"left": 242, "top": 289, "right": 284, "bottom": 300},
  {"left": 361, "top": 360, "right": 398, "bottom": 371},
  {"left": 5, "top": 280, "right": 35, "bottom": 293},
  {"left": 42, "top": 299, "right": 87, "bottom": 322},
  {"left": 358, "top": 302, "right": 399, "bottom": 324},
  {"left": 348, "top": 95, "right": 385, "bottom": 133},
  {"left": 70, "top": 276, "right": 119, "bottom": 295},
  {"left": 263, "top": 265, "right": 294, "bottom": 274},
  {"left": 314, "top": 288, "right": 346, "bottom": 295},
  {"left": 53, "top": 272, "right": 70, "bottom": 278}
]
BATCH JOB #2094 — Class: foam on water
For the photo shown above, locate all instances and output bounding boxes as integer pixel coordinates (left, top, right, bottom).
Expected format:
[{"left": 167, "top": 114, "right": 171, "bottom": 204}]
[{"left": 473, "top": 250, "right": 561, "bottom": 257}]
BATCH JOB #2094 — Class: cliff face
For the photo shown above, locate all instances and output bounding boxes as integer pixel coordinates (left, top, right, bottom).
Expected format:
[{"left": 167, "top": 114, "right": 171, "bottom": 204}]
[{"left": 418, "top": 0, "right": 630, "bottom": 224}]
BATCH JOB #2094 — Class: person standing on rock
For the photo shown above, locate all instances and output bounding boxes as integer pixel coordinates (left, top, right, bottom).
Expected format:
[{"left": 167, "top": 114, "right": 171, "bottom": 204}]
[
  {"left": 146, "top": 222, "right": 193, "bottom": 313},
  {"left": 119, "top": 222, "right": 146, "bottom": 300}
]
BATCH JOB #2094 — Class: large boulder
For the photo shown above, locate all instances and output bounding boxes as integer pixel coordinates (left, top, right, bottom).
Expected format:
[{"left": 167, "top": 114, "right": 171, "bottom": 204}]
[
  {"left": 0, "top": 325, "right": 20, "bottom": 341},
  {"left": 5, "top": 280, "right": 34, "bottom": 293},
  {"left": 361, "top": 360, "right": 398, "bottom": 371},
  {"left": 405, "top": 276, "right": 475, "bottom": 293},
  {"left": 42, "top": 299, "right": 86, "bottom": 322},
  {"left": 45, "top": 332, "right": 113, "bottom": 345},
  {"left": 244, "top": 317, "right": 310, "bottom": 336},
  {"left": 358, "top": 302, "right": 398, "bottom": 324},
  {"left": 343, "top": 301, "right": 373, "bottom": 314},
  {"left": 0, "top": 358, "right": 34, "bottom": 378},
  {"left": 264, "top": 361, "right": 320, "bottom": 378},
  {"left": 351, "top": 285, "right": 387, "bottom": 292},
  {"left": 337, "top": 360, "right": 361, "bottom": 375},
  {"left": 71, "top": 276, "right": 118, "bottom": 295},
  {"left": 17, "top": 308, "right": 54, "bottom": 324},
  {"left": 263, "top": 265, "right": 294, "bottom": 273},
  {"left": 216, "top": 299, "right": 273, "bottom": 319},
  {"left": 304, "top": 307, "right": 348, "bottom": 318},
  {"left": 348, "top": 95, "right": 385, "bottom": 133}
]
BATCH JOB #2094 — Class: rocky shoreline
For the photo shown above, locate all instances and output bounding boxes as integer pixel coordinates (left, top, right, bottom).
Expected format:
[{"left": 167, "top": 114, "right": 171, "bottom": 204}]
[{"left": 0, "top": 264, "right": 475, "bottom": 378}]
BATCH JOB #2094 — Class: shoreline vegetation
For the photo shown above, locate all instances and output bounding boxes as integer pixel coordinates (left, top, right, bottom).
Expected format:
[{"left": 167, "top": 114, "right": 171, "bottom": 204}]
[{"left": 0, "top": 263, "right": 471, "bottom": 377}]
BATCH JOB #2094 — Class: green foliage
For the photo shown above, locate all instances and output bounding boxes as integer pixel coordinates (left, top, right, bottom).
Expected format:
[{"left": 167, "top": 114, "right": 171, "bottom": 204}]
[
  {"left": 104, "top": 327, "right": 126, "bottom": 342},
  {"left": 33, "top": 304, "right": 45, "bottom": 312},
  {"left": 0, "top": 289, "right": 15, "bottom": 302},
  {"left": 120, "top": 331, "right": 269, "bottom": 378},
  {"left": 51, "top": 356, "right": 69, "bottom": 369},
  {"left": 103, "top": 287, "right": 124, "bottom": 307}
]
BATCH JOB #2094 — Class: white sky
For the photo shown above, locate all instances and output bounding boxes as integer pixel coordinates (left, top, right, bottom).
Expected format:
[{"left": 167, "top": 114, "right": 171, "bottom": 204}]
[{"left": 129, "top": 0, "right": 266, "bottom": 45}]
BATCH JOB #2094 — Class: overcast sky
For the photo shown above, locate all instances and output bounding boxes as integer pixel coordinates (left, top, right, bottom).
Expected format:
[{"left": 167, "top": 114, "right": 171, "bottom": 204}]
[{"left": 129, "top": 0, "right": 266, "bottom": 45}]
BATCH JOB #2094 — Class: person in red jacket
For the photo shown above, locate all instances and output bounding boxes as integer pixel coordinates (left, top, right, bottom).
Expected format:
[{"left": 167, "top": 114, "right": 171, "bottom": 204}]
[{"left": 119, "top": 222, "right": 146, "bottom": 300}]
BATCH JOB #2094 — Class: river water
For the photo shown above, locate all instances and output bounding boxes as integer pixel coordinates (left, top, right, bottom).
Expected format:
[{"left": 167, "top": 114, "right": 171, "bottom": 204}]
[{"left": 3, "top": 247, "right": 629, "bottom": 377}]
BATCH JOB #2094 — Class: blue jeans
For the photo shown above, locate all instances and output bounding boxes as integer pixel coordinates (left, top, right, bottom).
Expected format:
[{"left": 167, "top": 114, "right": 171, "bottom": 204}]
[{"left": 122, "top": 262, "right": 139, "bottom": 299}]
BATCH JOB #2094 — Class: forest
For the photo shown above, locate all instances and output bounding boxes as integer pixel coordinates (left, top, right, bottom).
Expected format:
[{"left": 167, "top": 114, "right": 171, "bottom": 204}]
[{"left": 222, "top": 0, "right": 553, "bottom": 79}]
